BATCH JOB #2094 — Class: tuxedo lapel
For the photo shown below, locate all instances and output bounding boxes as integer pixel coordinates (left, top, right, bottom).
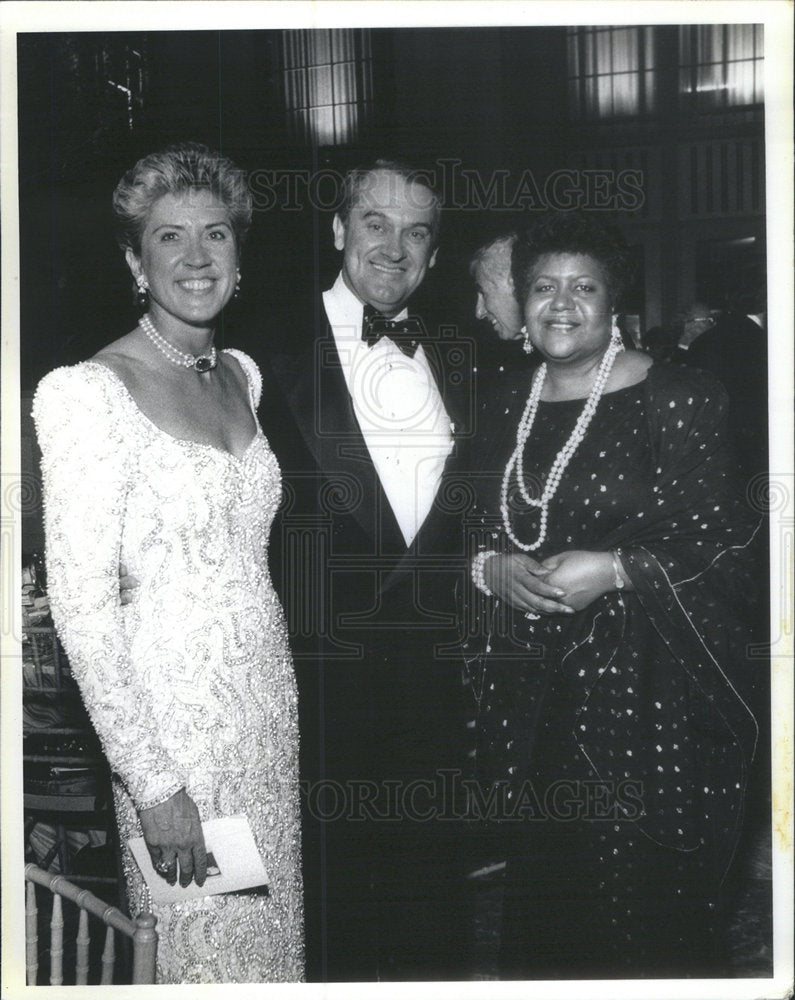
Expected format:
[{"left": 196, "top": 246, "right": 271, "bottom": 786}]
[
  {"left": 406, "top": 317, "right": 468, "bottom": 433},
  {"left": 269, "top": 327, "right": 407, "bottom": 553}
]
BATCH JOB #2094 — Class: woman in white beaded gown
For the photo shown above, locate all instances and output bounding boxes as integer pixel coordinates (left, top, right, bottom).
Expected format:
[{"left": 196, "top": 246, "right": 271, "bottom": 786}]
[{"left": 33, "top": 143, "right": 304, "bottom": 983}]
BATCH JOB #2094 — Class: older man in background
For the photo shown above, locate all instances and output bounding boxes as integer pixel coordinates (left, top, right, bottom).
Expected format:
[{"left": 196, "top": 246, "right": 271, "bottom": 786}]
[{"left": 470, "top": 233, "right": 524, "bottom": 342}]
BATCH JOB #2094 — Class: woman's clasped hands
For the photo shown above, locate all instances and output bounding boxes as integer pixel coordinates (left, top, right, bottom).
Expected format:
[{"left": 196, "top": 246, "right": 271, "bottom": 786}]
[{"left": 482, "top": 549, "right": 617, "bottom": 616}]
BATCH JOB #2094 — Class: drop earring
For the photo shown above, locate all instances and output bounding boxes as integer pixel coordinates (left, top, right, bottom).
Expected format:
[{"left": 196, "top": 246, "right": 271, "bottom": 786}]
[
  {"left": 136, "top": 274, "right": 149, "bottom": 311},
  {"left": 611, "top": 315, "right": 624, "bottom": 348},
  {"left": 234, "top": 269, "right": 241, "bottom": 300},
  {"left": 521, "top": 325, "right": 533, "bottom": 355}
]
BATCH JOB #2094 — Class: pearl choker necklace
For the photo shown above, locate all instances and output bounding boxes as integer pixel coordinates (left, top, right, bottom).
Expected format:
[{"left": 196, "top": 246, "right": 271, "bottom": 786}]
[
  {"left": 500, "top": 336, "right": 624, "bottom": 552},
  {"left": 139, "top": 314, "right": 217, "bottom": 373}
]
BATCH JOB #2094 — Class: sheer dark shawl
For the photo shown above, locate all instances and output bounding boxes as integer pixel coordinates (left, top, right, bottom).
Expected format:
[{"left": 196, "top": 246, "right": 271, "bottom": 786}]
[{"left": 456, "top": 363, "right": 764, "bottom": 878}]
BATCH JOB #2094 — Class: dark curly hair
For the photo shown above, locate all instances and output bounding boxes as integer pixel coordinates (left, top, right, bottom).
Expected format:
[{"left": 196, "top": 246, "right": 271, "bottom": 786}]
[
  {"left": 512, "top": 212, "right": 633, "bottom": 309},
  {"left": 112, "top": 142, "right": 252, "bottom": 257}
]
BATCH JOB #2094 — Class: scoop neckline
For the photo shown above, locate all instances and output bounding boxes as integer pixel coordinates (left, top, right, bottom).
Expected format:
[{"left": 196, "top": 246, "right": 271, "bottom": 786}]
[
  {"left": 538, "top": 373, "right": 649, "bottom": 405},
  {"left": 82, "top": 357, "right": 261, "bottom": 463}
]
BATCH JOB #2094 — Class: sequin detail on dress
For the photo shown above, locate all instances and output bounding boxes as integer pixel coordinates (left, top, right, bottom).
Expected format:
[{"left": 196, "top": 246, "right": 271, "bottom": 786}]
[
  {"left": 459, "top": 363, "right": 761, "bottom": 975},
  {"left": 33, "top": 350, "right": 304, "bottom": 983}
]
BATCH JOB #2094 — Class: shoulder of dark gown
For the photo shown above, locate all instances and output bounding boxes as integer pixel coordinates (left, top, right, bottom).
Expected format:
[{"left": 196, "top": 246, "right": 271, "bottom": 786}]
[
  {"left": 477, "top": 364, "right": 533, "bottom": 403},
  {"left": 643, "top": 360, "right": 729, "bottom": 408}
]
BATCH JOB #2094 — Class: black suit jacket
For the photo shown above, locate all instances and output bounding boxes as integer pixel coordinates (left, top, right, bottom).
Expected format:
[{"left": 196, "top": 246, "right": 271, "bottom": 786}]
[
  {"left": 258, "top": 292, "right": 472, "bottom": 782},
  {"left": 679, "top": 314, "right": 768, "bottom": 482},
  {"left": 251, "top": 292, "right": 482, "bottom": 980}
]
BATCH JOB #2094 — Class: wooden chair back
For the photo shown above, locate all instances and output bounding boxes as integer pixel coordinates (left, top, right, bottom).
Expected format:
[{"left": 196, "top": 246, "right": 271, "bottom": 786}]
[{"left": 24, "top": 863, "right": 157, "bottom": 985}]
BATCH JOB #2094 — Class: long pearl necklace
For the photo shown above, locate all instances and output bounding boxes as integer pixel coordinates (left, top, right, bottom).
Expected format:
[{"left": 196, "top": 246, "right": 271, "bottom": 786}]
[
  {"left": 501, "top": 336, "right": 624, "bottom": 552},
  {"left": 139, "top": 313, "right": 217, "bottom": 373}
]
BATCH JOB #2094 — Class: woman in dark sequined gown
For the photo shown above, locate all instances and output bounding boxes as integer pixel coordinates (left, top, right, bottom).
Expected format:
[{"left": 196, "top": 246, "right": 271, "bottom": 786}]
[{"left": 459, "top": 213, "right": 763, "bottom": 978}]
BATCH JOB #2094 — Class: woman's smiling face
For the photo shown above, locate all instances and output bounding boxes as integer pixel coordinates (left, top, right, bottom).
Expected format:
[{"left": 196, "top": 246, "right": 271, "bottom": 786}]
[
  {"left": 523, "top": 252, "right": 613, "bottom": 365},
  {"left": 127, "top": 188, "right": 238, "bottom": 331}
]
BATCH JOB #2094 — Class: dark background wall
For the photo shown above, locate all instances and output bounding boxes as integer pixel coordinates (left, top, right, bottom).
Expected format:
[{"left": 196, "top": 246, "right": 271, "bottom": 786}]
[{"left": 18, "top": 26, "right": 766, "bottom": 394}]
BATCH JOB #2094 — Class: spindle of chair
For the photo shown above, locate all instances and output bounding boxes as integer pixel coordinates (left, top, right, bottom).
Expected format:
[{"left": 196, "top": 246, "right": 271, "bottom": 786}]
[
  {"left": 102, "top": 924, "right": 115, "bottom": 984},
  {"left": 25, "top": 881, "right": 38, "bottom": 984},
  {"left": 24, "top": 863, "right": 157, "bottom": 985},
  {"left": 50, "top": 893, "right": 64, "bottom": 984},
  {"left": 76, "top": 908, "right": 90, "bottom": 985}
]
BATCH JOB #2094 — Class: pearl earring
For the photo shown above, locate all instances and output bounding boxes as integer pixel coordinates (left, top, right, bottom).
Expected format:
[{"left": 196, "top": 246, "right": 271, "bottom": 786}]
[
  {"left": 521, "top": 325, "right": 533, "bottom": 355},
  {"left": 234, "top": 270, "right": 241, "bottom": 300}
]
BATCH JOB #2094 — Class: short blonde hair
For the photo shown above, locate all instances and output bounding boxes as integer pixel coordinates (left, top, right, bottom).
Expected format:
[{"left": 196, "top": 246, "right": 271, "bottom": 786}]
[{"left": 112, "top": 142, "right": 252, "bottom": 256}]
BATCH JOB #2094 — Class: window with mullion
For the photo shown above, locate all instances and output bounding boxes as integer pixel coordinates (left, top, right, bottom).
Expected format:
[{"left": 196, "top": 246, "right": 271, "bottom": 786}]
[
  {"left": 281, "top": 28, "right": 372, "bottom": 145},
  {"left": 567, "top": 26, "right": 655, "bottom": 118},
  {"left": 679, "top": 24, "right": 763, "bottom": 110}
]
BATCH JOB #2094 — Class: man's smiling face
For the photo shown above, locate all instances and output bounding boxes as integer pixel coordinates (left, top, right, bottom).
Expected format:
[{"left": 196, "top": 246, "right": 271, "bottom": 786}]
[{"left": 333, "top": 169, "right": 438, "bottom": 317}]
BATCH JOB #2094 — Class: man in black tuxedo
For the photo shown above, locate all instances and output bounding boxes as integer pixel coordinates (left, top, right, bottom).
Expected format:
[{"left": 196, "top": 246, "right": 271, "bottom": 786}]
[{"left": 260, "top": 160, "right": 471, "bottom": 982}]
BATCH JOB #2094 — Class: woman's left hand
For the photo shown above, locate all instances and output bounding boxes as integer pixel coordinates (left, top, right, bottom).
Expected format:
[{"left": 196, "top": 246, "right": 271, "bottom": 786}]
[
  {"left": 540, "top": 550, "right": 615, "bottom": 612},
  {"left": 139, "top": 788, "right": 207, "bottom": 888}
]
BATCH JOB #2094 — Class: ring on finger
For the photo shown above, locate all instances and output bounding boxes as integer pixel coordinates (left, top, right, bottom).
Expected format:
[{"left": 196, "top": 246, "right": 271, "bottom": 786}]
[
  {"left": 524, "top": 610, "right": 541, "bottom": 620},
  {"left": 154, "top": 860, "right": 171, "bottom": 875}
]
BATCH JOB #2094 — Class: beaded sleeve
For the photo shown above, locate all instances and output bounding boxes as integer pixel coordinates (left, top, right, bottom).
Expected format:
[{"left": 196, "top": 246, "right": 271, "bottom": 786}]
[{"left": 33, "top": 366, "right": 184, "bottom": 810}]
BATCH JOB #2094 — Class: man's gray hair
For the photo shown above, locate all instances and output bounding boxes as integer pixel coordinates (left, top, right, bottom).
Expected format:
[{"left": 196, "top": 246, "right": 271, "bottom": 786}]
[{"left": 469, "top": 232, "right": 518, "bottom": 279}]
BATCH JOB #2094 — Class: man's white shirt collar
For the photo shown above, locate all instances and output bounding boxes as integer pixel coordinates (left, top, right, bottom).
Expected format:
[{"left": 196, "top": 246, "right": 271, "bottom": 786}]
[
  {"left": 322, "top": 272, "right": 452, "bottom": 547},
  {"left": 324, "top": 272, "right": 408, "bottom": 338}
]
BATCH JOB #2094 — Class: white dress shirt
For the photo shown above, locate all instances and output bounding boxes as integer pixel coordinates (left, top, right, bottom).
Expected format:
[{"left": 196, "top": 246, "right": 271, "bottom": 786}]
[{"left": 323, "top": 274, "right": 454, "bottom": 546}]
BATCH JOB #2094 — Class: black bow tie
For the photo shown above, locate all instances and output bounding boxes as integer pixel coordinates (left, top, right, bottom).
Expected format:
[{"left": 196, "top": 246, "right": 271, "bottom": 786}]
[{"left": 362, "top": 305, "right": 424, "bottom": 357}]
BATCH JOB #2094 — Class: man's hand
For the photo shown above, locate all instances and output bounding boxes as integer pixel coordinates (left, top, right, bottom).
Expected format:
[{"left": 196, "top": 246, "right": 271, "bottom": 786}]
[
  {"left": 540, "top": 550, "right": 615, "bottom": 612},
  {"left": 139, "top": 788, "right": 207, "bottom": 888},
  {"left": 119, "top": 563, "right": 140, "bottom": 606},
  {"left": 483, "top": 553, "right": 575, "bottom": 615}
]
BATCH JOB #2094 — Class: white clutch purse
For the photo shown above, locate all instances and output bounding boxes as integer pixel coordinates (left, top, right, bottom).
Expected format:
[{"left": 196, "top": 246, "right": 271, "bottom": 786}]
[{"left": 128, "top": 814, "right": 268, "bottom": 904}]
